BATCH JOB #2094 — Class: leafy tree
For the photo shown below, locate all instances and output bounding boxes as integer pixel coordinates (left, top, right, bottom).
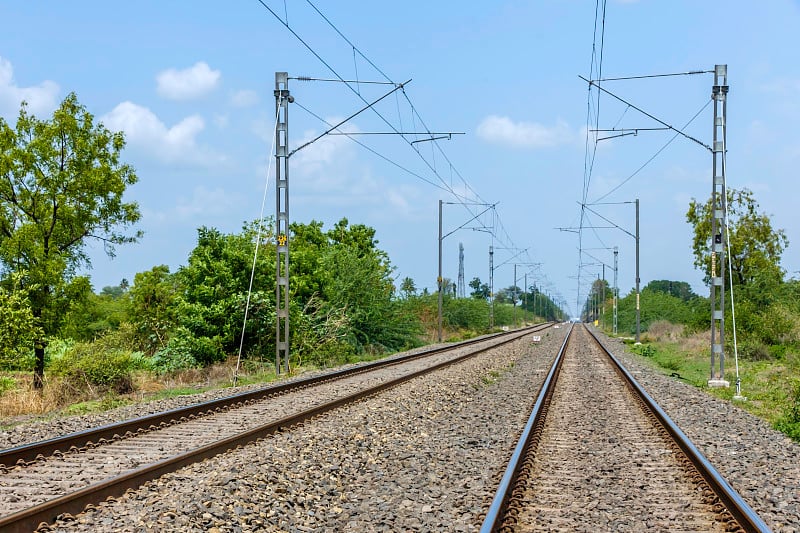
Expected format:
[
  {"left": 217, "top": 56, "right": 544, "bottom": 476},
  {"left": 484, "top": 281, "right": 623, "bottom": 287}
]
[
  {"left": 468, "top": 276, "right": 490, "bottom": 300},
  {"left": 177, "top": 226, "right": 265, "bottom": 348},
  {"left": 0, "top": 93, "right": 141, "bottom": 387},
  {"left": 495, "top": 285, "right": 522, "bottom": 305},
  {"left": 687, "top": 188, "right": 787, "bottom": 288},
  {"left": 615, "top": 286, "right": 707, "bottom": 334},
  {"left": 644, "top": 280, "right": 697, "bottom": 301},
  {"left": 0, "top": 274, "right": 43, "bottom": 369},
  {"left": 128, "top": 265, "right": 179, "bottom": 353},
  {"left": 399, "top": 276, "right": 417, "bottom": 299},
  {"left": 60, "top": 278, "right": 130, "bottom": 340},
  {"left": 317, "top": 220, "right": 418, "bottom": 352}
]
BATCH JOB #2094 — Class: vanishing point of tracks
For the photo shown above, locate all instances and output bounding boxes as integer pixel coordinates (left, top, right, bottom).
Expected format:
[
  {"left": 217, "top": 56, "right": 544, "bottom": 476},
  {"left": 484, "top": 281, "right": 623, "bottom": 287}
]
[
  {"left": 0, "top": 325, "right": 549, "bottom": 532},
  {"left": 482, "top": 323, "right": 770, "bottom": 532}
]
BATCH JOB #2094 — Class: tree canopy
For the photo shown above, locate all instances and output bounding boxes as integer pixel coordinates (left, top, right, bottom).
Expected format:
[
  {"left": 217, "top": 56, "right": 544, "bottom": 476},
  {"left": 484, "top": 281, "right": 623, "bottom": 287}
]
[
  {"left": 686, "top": 187, "right": 787, "bottom": 288},
  {"left": 0, "top": 93, "right": 141, "bottom": 386}
]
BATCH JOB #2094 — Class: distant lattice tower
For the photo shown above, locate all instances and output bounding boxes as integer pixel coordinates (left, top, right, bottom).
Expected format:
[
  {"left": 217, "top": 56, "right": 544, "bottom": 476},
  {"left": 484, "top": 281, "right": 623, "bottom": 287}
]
[{"left": 457, "top": 242, "right": 465, "bottom": 298}]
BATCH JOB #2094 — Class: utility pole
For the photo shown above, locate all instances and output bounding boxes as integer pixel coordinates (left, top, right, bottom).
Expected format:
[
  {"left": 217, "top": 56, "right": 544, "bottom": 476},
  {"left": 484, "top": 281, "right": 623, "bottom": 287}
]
[
  {"left": 709, "top": 64, "right": 729, "bottom": 387},
  {"left": 602, "top": 264, "right": 606, "bottom": 330},
  {"left": 438, "top": 199, "right": 443, "bottom": 342},
  {"left": 270, "top": 73, "right": 435, "bottom": 372},
  {"left": 635, "top": 198, "right": 640, "bottom": 343},
  {"left": 613, "top": 246, "right": 618, "bottom": 335},
  {"left": 513, "top": 264, "right": 518, "bottom": 328},
  {"left": 489, "top": 245, "right": 494, "bottom": 328},
  {"left": 524, "top": 273, "right": 528, "bottom": 325},
  {"left": 274, "top": 72, "right": 291, "bottom": 375},
  {"left": 457, "top": 243, "right": 465, "bottom": 298}
]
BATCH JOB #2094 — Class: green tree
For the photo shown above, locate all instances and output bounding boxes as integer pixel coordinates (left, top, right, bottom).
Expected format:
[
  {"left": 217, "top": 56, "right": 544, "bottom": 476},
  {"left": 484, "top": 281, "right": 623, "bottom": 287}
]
[
  {"left": 176, "top": 223, "right": 274, "bottom": 355},
  {"left": 399, "top": 276, "right": 417, "bottom": 299},
  {"left": 0, "top": 93, "right": 141, "bottom": 387},
  {"left": 319, "top": 245, "right": 418, "bottom": 352},
  {"left": 644, "top": 280, "right": 697, "bottom": 301},
  {"left": 687, "top": 188, "right": 787, "bottom": 288},
  {"left": 468, "top": 276, "right": 490, "bottom": 300},
  {"left": 0, "top": 274, "right": 43, "bottom": 369},
  {"left": 59, "top": 277, "right": 124, "bottom": 340},
  {"left": 129, "top": 265, "right": 180, "bottom": 353}
]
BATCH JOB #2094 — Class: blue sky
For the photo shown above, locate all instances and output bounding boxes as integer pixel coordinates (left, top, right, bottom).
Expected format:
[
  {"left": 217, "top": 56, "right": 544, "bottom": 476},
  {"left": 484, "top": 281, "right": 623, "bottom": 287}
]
[{"left": 1, "top": 1, "right": 799, "bottom": 317}]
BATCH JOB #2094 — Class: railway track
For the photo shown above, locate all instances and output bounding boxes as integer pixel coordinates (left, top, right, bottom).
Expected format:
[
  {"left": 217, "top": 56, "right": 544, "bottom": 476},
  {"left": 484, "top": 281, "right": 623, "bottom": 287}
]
[
  {"left": 0, "top": 324, "right": 550, "bottom": 532},
  {"left": 481, "top": 323, "right": 771, "bottom": 532}
]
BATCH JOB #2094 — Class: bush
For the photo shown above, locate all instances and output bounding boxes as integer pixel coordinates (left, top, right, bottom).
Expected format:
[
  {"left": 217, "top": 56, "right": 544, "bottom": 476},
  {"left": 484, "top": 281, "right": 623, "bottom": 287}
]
[
  {"left": 631, "top": 343, "right": 656, "bottom": 357},
  {"left": 150, "top": 328, "right": 222, "bottom": 373},
  {"left": 49, "top": 341, "right": 135, "bottom": 394},
  {"left": 0, "top": 375, "right": 17, "bottom": 396},
  {"left": 775, "top": 381, "right": 800, "bottom": 442},
  {"left": 738, "top": 340, "right": 772, "bottom": 361}
]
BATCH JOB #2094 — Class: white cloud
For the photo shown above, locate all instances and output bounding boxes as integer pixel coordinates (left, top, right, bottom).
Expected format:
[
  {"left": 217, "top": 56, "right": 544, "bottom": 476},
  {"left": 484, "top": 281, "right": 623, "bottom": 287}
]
[
  {"left": 102, "top": 101, "right": 223, "bottom": 165},
  {"left": 231, "top": 89, "right": 259, "bottom": 108},
  {"left": 286, "top": 120, "right": 423, "bottom": 220},
  {"left": 156, "top": 61, "right": 221, "bottom": 101},
  {"left": 0, "top": 55, "right": 60, "bottom": 119},
  {"left": 142, "top": 186, "right": 242, "bottom": 226},
  {"left": 213, "top": 113, "right": 229, "bottom": 129},
  {"left": 293, "top": 124, "right": 356, "bottom": 176},
  {"left": 175, "top": 186, "right": 240, "bottom": 219},
  {"left": 476, "top": 115, "right": 574, "bottom": 148}
]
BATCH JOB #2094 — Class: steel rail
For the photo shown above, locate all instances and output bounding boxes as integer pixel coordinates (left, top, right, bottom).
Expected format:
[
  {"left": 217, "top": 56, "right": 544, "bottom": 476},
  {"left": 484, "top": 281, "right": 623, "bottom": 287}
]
[
  {"left": 481, "top": 323, "right": 771, "bottom": 533},
  {"left": 0, "top": 325, "right": 547, "bottom": 532},
  {"left": 1, "top": 323, "right": 551, "bottom": 469},
  {"left": 480, "top": 323, "right": 574, "bottom": 532},
  {"left": 585, "top": 327, "right": 772, "bottom": 533}
]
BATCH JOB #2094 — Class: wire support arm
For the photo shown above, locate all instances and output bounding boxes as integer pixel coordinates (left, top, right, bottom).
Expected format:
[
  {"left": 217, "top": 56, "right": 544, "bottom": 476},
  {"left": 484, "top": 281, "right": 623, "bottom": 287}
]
[
  {"left": 579, "top": 75, "right": 712, "bottom": 151},
  {"left": 442, "top": 204, "right": 496, "bottom": 240},
  {"left": 289, "top": 79, "right": 411, "bottom": 156},
  {"left": 590, "top": 70, "right": 713, "bottom": 82},
  {"left": 578, "top": 202, "right": 636, "bottom": 240}
]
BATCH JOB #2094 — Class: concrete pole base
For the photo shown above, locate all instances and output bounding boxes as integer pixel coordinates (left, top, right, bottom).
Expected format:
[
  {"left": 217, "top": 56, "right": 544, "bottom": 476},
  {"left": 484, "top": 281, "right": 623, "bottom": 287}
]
[{"left": 707, "top": 379, "right": 730, "bottom": 388}]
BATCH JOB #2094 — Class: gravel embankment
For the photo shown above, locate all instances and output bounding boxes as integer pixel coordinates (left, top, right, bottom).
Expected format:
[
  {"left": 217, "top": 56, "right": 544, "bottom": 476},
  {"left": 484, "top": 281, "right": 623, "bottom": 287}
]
[
  {"left": 47, "top": 328, "right": 567, "bottom": 532},
  {"left": 598, "top": 328, "right": 800, "bottom": 532}
]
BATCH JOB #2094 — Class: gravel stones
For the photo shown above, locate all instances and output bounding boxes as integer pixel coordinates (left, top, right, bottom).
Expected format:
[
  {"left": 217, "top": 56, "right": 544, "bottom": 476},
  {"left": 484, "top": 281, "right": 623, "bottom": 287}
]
[
  {"left": 47, "top": 329, "right": 566, "bottom": 531},
  {"left": 5, "top": 326, "right": 798, "bottom": 531},
  {"left": 599, "top": 329, "right": 800, "bottom": 532}
]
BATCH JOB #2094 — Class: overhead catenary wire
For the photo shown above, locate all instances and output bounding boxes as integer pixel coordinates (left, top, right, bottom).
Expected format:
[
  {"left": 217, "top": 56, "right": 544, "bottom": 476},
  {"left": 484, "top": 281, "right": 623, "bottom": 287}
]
[
  {"left": 592, "top": 70, "right": 713, "bottom": 82},
  {"left": 579, "top": 75, "right": 711, "bottom": 152},
  {"left": 291, "top": 100, "right": 456, "bottom": 194},
  {"left": 577, "top": 0, "right": 608, "bottom": 317},
  {"left": 255, "top": 0, "right": 551, "bottom": 296},
  {"left": 591, "top": 98, "right": 712, "bottom": 203}
]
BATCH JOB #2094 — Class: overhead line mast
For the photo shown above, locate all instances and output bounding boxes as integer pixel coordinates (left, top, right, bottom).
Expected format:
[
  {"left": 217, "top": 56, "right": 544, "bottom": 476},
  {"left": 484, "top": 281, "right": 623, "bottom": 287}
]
[
  {"left": 275, "top": 72, "right": 292, "bottom": 375},
  {"left": 709, "top": 65, "right": 729, "bottom": 388}
]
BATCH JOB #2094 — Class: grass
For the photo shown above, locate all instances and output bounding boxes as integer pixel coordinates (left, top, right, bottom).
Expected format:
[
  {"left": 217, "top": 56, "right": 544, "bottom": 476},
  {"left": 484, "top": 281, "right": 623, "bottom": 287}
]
[
  {"left": 64, "top": 395, "right": 132, "bottom": 416},
  {"left": 621, "top": 332, "right": 800, "bottom": 441},
  {"left": 0, "top": 324, "right": 514, "bottom": 429},
  {"left": 0, "top": 345, "right": 426, "bottom": 428}
]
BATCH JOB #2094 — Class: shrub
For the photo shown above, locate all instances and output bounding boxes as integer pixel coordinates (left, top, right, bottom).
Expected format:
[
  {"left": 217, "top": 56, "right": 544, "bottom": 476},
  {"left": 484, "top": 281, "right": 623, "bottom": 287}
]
[
  {"left": 0, "top": 375, "right": 17, "bottom": 396},
  {"left": 738, "top": 340, "right": 771, "bottom": 361},
  {"left": 49, "top": 341, "right": 135, "bottom": 394},
  {"left": 632, "top": 344, "right": 656, "bottom": 357},
  {"left": 775, "top": 380, "right": 800, "bottom": 442},
  {"left": 150, "top": 328, "right": 222, "bottom": 373}
]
